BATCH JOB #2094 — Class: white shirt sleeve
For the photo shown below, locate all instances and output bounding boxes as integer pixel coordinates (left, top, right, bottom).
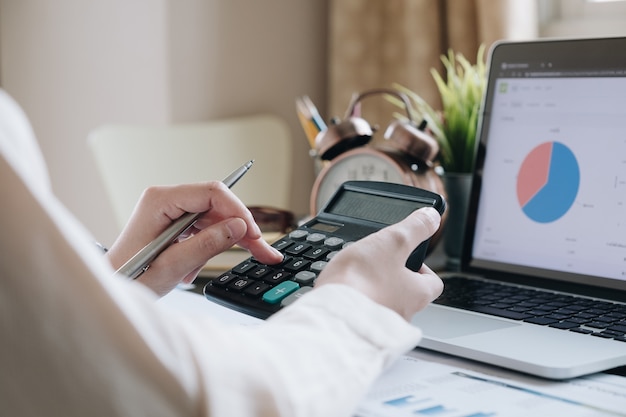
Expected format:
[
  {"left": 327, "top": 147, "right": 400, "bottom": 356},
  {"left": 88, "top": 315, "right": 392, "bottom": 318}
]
[{"left": 0, "top": 89, "right": 422, "bottom": 417}]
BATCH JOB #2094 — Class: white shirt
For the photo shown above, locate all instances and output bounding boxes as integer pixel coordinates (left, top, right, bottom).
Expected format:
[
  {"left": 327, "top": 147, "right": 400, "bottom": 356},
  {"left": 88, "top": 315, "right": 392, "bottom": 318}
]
[{"left": 0, "top": 89, "right": 422, "bottom": 417}]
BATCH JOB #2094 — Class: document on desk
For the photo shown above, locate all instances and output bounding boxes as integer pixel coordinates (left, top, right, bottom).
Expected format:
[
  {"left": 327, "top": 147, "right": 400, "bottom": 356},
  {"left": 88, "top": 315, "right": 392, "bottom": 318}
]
[{"left": 356, "top": 349, "right": 626, "bottom": 417}]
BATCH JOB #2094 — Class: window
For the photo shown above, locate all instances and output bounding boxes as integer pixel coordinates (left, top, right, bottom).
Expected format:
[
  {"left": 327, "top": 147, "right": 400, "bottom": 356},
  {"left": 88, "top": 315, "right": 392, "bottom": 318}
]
[{"left": 539, "top": 0, "right": 626, "bottom": 37}]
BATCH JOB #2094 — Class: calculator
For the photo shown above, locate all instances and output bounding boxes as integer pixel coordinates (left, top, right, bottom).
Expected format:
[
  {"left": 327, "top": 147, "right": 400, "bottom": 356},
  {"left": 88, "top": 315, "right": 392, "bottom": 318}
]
[{"left": 203, "top": 181, "right": 446, "bottom": 319}]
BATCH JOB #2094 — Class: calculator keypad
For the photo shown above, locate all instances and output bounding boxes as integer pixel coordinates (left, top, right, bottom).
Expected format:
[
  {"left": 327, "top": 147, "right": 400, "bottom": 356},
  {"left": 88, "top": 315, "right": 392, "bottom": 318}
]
[{"left": 203, "top": 228, "right": 351, "bottom": 318}]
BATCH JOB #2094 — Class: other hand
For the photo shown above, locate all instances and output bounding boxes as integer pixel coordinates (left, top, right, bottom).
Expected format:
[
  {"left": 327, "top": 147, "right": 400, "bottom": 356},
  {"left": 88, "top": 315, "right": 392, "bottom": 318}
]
[
  {"left": 106, "top": 181, "right": 283, "bottom": 296},
  {"left": 314, "top": 207, "right": 443, "bottom": 320}
]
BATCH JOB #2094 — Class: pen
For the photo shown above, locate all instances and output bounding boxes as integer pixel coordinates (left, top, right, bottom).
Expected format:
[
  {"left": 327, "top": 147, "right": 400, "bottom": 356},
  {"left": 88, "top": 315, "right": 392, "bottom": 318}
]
[
  {"left": 296, "top": 98, "right": 319, "bottom": 149},
  {"left": 301, "top": 95, "right": 327, "bottom": 131},
  {"left": 116, "top": 159, "right": 254, "bottom": 280}
]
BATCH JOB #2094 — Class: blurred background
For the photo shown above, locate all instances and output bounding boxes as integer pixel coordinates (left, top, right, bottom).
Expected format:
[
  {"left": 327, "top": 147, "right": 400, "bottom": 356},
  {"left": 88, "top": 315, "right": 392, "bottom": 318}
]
[{"left": 1, "top": 0, "right": 625, "bottom": 245}]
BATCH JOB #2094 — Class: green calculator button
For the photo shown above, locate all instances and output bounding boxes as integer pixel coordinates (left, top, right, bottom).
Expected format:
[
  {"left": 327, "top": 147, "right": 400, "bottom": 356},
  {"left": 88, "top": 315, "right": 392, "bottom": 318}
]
[{"left": 263, "top": 281, "right": 300, "bottom": 304}]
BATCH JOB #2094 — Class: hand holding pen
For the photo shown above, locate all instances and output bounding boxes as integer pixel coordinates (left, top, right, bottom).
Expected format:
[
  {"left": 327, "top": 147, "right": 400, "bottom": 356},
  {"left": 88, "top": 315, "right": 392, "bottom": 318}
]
[{"left": 116, "top": 160, "right": 256, "bottom": 280}]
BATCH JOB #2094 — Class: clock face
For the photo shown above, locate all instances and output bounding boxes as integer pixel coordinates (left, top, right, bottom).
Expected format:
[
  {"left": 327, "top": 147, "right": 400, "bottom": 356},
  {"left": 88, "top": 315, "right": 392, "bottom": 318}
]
[{"left": 312, "top": 149, "right": 407, "bottom": 214}]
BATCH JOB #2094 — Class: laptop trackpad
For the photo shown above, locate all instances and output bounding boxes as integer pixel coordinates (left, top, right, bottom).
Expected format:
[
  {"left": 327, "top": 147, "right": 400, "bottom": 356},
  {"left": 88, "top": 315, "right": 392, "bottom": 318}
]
[{"left": 411, "top": 305, "right": 520, "bottom": 339}]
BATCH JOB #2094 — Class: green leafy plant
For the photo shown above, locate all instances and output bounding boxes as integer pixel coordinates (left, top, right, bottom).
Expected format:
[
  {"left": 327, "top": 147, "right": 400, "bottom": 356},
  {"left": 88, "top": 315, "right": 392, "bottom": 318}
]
[{"left": 392, "top": 45, "right": 486, "bottom": 173}]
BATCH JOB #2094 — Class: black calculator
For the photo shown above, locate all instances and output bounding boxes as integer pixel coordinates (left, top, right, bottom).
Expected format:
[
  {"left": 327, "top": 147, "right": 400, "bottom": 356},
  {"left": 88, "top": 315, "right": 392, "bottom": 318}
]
[{"left": 203, "top": 181, "right": 446, "bottom": 319}]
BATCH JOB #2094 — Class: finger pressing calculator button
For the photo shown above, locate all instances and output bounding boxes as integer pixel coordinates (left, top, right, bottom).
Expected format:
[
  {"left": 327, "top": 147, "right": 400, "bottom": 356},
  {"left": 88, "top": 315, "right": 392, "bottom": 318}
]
[{"left": 263, "top": 281, "right": 300, "bottom": 304}]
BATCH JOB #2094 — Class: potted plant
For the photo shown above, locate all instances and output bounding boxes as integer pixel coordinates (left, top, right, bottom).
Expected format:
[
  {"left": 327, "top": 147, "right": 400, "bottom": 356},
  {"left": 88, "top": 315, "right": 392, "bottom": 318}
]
[{"left": 391, "top": 45, "right": 487, "bottom": 268}]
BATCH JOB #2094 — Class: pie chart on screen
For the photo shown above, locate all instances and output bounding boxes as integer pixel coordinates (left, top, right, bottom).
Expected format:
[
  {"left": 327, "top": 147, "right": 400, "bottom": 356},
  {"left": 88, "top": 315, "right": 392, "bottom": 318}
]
[{"left": 516, "top": 141, "right": 580, "bottom": 223}]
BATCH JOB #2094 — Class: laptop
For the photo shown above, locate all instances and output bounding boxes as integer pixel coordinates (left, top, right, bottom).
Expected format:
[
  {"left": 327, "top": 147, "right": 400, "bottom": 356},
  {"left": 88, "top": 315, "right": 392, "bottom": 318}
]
[{"left": 411, "top": 37, "right": 626, "bottom": 380}]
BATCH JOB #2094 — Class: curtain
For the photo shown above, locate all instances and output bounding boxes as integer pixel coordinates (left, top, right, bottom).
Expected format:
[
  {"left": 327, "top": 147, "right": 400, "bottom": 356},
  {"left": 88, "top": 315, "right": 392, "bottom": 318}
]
[{"left": 326, "top": 0, "right": 538, "bottom": 130}]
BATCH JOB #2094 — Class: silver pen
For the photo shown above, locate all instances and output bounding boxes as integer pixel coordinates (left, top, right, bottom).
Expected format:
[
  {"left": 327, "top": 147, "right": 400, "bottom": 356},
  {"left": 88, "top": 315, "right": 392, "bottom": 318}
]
[{"left": 116, "top": 160, "right": 254, "bottom": 280}]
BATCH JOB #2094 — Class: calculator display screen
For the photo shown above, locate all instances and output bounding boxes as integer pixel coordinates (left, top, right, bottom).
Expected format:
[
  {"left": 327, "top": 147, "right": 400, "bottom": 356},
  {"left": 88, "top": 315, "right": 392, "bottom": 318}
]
[
  {"left": 309, "top": 221, "right": 341, "bottom": 233},
  {"left": 326, "top": 190, "right": 431, "bottom": 225}
]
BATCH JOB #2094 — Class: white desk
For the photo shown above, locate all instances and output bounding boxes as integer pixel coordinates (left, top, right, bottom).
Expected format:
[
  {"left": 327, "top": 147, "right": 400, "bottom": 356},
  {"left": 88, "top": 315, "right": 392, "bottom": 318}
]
[{"left": 159, "top": 289, "right": 626, "bottom": 416}]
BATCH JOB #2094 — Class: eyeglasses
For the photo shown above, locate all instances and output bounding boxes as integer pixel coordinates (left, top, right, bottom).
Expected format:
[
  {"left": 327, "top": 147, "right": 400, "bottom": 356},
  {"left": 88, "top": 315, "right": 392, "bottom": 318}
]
[{"left": 248, "top": 206, "right": 296, "bottom": 234}]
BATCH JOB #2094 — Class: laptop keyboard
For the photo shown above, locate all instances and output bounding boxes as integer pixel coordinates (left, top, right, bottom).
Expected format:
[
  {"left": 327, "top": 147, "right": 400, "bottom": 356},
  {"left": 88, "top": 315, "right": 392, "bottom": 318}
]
[{"left": 435, "top": 276, "right": 626, "bottom": 343}]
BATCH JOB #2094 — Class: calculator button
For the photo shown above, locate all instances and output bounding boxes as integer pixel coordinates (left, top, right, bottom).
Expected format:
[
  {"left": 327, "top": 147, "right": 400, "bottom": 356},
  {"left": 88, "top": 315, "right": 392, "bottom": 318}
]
[
  {"left": 306, "top": 233, "right": 327, "bottom": 243},
  {"left": 264, "top": 270, "right": 292, "bottom": 284},
  {"left": 204, "top": 278, "right": 284, "bottom": 316},
  {"left": 289, "top": 230, "right": 309, "bottom": 240},
  {"left": 244, "top": 282, "right": 271, "bottom": 297},
  {"left": 211, "top": 272, "right": 238, "bottom": 288},
  {"left": 326, "top": 251, "right": 339, "bottom": 261},
  {"left": 303, "top": 247, "right": 329, "bottom": 260},
  {"left": 324, "top": 237, "right": 345, "bottom": 250},
  {"left": 263, "top": 281, "right": 300, "bottom": 304},
  {"left": 247, "top": 265, "right": 272, "bottom": 280},
  {"left": 310, "top": 261, "right": 327, "bottom": 273},
  {"left": 284, "top": 258, "right": 311, "bottom": 272},
  {"left": 272, "top": 238, "right": 293, "bottom": 251},
  {"left": 281, "top": 286, "right": 314, "bottom": 307},
  {"left": 285, "top": 243, "right": 311, "bottom": 255},
  {"left": 294, "top": 270, "right": 316, "bottom": 285},
  {"left": 232, "top": 260, "right": 257, "bottom": 274},
  {"left": 228, "top": 277, "right": 255, "bottom": 291}
]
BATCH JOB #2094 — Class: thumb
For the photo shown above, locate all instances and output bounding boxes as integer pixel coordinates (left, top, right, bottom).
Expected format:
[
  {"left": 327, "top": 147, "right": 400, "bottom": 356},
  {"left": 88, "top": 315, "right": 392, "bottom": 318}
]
[{"left": 377, "top": 207, "right": 442, "bottom": 261}]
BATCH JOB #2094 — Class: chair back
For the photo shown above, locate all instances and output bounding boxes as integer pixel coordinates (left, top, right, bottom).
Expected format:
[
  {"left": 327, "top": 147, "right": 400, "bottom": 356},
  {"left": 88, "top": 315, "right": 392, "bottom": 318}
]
[{"left": 88, "top": 114, "right": 292, "bottom": 231}]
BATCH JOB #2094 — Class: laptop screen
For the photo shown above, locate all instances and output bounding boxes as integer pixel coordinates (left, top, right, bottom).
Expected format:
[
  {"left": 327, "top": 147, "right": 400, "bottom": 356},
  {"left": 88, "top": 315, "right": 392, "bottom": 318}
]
[{"left": 466, "top": 37, "right": 626, "bottom": 292}]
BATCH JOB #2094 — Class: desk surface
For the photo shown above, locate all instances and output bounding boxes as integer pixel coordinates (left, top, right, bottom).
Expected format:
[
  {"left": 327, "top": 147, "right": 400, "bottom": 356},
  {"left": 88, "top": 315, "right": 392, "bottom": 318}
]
[{"left": 159, "top": 289, "right": 626, "bottom": 416}]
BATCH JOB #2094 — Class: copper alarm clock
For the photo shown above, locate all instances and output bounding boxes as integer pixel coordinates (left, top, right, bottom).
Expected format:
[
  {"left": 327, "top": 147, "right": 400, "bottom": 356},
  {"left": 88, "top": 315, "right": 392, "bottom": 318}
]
[{"left": 310, "top": 88, "right": 447, "bottom": 216}]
